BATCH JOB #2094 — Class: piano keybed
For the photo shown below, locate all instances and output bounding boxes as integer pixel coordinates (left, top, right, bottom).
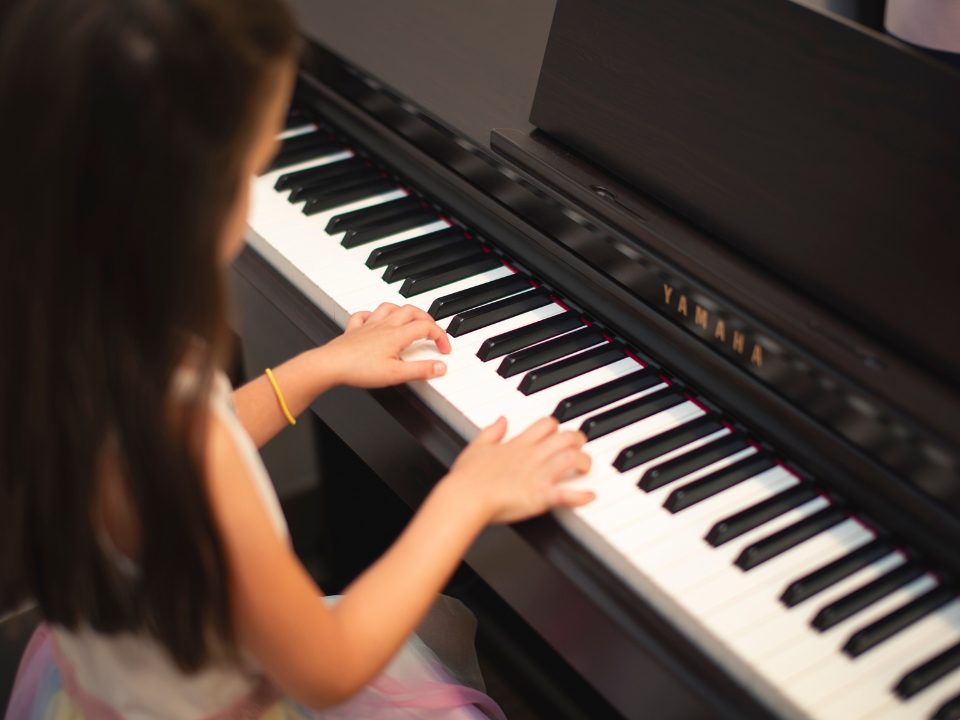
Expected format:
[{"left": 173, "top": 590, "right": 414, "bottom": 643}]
[{"left": 244, "top": 112, "right": 960, "bottom": 720}]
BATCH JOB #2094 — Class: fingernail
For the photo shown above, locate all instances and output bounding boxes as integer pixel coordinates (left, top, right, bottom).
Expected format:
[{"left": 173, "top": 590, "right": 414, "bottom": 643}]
[{"left": 433, "top": 362, "right": 446, "bottom": 377}]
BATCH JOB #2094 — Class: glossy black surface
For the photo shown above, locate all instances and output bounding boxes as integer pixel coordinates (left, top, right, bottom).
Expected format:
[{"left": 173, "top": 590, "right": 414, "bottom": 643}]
[
  {"left": 302, "top": 177, "right": 394, "bottom": 215},
  {"left": 271, "top": 132, "right": 340, "bottom": 169},
  {"left": 382, "top": 242, "right": 482, "bottom": 283},
  {"left": 366, "top": 227, "right": 466, "bottom": 269},
  {"left": 706, "top": 484, "right": 818, "bottom": 548},
  {"left": 533, "top": 0, "right": 960, "bottom": 386},
  {"left": 614, "top": 416, "right": 725, "bottom": 473},
  {"left": 844, "top": 585, "right": 954, "bottom": 658},
  {"left": 581, "top": 388, "right": 684, "bottom": 442},
  {"left": 639, "top": 434, "right": 750, "bottom": 492},
  {"left": 665, "top": 455, "right": 775, "bottom": 513},
  {"left": 736, "top": 506, "right": 846, "bottom": 570},
  {"left": 519, "top": 342, "right": 624, "bottom": 395},
  {"left": 429, "top": 274, "right": 532, "bottom": 321},
  {"left": 327, "top": 195, "right": 421, "bottom": 232},
  {"left": 344, "top": 211, "right": 437, "bottom": 248},
  {"left": 275, "top": 155, "right": 360, "bottom": 191},
  {"left": 447, "top": 288, "right": 552, "bottom": 337},
  {"left": 554, "top": 369, "right": 658, "bottom": 424},
  {"left": 399, "top": 254, "right": 501, "bottom": 297},
  {"left": 781, "top": 540, "right": 891, "bottom": 607},
  {"left": 897, "top": 641, "right": 960, "bottom": 698},
  {"left": 477, "top": 311, "right": 582, "bottom": 362},
  {"left": 497, "top": 326, "right": 603, "bottom": 378},
  {"left": 813, "top": 563, "right": 924, "bottom": 631}
]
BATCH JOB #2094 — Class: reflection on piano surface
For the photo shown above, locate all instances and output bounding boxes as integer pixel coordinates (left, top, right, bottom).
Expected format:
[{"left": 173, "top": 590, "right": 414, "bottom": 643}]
[{"left": 237, "top": 2, "right": 960, "bottom": 719}]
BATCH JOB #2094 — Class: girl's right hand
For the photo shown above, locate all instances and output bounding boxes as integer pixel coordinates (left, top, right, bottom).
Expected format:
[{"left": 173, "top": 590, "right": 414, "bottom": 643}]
[{"left": 444, "top": 416, "right": 595, "bottom": 525}]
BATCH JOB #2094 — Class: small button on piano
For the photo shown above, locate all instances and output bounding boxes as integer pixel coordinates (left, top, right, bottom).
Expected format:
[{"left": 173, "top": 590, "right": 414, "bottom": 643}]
[{"left": 233, "top": 1, "right": 960, "bottom": 719}]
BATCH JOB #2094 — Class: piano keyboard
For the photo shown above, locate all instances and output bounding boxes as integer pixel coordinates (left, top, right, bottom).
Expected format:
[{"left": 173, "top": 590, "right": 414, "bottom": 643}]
[{"left": 245, "top": 113, "right": 960, "bottom": 720}]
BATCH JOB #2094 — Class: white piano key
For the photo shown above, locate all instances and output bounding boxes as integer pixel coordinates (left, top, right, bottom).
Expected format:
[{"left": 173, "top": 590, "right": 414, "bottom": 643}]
[
  {"left": 803, "top": 599, "right": 960, "bottom": 720},
  {"left": 732, "top": 550, "right": 908, "bottom": 663},
  {"left": 641, "top": 495, "right": 831, "bottom": 582},
  {"left": 867, "top": 650, "right": 960, "bottom": 720},
  {"left": 573, "top": 424, "right": 731, "bottom": 508},
  {"left": 622, "top": 467, "right": 800, "bottom": 567},
  {"left": 465, "top": 358, "right": 642, "bottom": 429},
  {"left": 277, "top": 123, "right": 319, "bottom": 140},
  {"left": 760, "top": 573, "right": 939, "bottom": 684},
  {"left": 702, "top": 520, "right": 875, "bottom": 637},
  {"left": 584, "top": 445, "right": 759, "bottom": 539}
]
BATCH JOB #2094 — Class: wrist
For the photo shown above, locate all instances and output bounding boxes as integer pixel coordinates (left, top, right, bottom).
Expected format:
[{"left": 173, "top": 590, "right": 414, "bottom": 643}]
[
  {"left": 304, "top": 343, "right": 344, "bottom": 392},
  {"left": 431, "top": 470, "right": 495, "bottom": 529}
]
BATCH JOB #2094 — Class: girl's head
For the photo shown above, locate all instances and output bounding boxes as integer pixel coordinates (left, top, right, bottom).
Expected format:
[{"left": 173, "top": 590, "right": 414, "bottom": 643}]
[{"left": 0, "top": 0, "right": 298, "bottom": 669}]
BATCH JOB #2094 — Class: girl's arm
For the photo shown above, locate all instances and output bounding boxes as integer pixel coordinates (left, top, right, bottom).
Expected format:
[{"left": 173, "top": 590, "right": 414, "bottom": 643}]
[
  {"left": 232, "top": 304, "right": 452, "bottom": 448},
  {"left": 205, "top": 410, "right": 592, "bottom": 708}
]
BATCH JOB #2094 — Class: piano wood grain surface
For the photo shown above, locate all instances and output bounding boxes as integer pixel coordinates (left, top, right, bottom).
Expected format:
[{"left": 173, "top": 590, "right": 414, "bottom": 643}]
[{"left": 287, "top": 0, "right": 555, "bottom": 150}]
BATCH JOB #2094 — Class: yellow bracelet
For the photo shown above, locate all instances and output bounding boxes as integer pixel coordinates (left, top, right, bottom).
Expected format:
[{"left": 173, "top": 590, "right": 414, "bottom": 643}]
[{"left": 264, "top": 368, "right": 296, "bottom": 426}]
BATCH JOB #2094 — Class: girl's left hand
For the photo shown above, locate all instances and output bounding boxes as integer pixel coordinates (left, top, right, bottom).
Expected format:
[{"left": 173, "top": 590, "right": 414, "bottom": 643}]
[{"left": 320, "top": 303, "right": 452, "bottom": 388}]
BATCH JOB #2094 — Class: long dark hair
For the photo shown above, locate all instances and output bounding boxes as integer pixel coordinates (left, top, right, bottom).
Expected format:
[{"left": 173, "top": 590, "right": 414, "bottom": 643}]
[{"left": 0, "top": 0, "right": 297, "bottom": 671}]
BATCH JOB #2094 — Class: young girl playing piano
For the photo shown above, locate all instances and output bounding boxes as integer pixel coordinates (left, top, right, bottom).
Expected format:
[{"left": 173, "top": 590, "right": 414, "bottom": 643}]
[{"left": 0, "top": 0, "right": 593, "bottom": 718}]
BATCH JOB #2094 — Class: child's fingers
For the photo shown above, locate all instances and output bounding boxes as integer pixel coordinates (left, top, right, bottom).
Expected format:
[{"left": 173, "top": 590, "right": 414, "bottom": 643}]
[
  {"left": 473, "top": 416, "right": 507, "bottom": 445},
  {"left": 394, "top": 359, "right": 447, "bottom": 382},
  {"left": 368, "top": 302, "right": 400, "bottom": 323},
  {"left": 345, "top": 311, "right": 372, "bottom": 331},
  {"left": 384, "top": 304, "right": 433, "bottom": 326},
  {"left": 398, "top": 319, "right": 451, "bottom": 354},
  {"left": 534, "top": 430, "right": 587, "bottom": 461},
  {"left": 515, "top": 416, "right": 560, "bottom": 445},
  {"left": 541, "top": 447, "right": 592, "bottom": 480},
  {"left": 546, "top": 486, "right": 596, "bottom": 508}
]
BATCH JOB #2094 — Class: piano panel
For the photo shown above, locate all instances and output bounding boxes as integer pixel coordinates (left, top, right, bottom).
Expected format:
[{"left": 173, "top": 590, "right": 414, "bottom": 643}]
[
  {"left": 531, "top": 0, "right": 960, "bottom": 387},
  {"left": 235, "top": 5, "right": 960, "bottom": 718}
]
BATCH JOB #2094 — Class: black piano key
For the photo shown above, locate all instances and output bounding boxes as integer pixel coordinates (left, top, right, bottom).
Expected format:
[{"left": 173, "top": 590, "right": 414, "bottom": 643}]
[
  {"left": 366, "top": 228, "right": 466, "bottom": 269},
  {"left": 781, "top": 539, "right": 891, "bottom": 608},
  {"left": 812, "top": 562, "right": 924, "bottom": 631},
  {"left": 497, "top": 326, "right": 605, "bottom": 379},
  {"left": 896, "top": 640, "right": 960, "bottom": 699},
  {"left": 638, "top": 433, "right": 750, "bottom": 492},
  {"left": 936, "top": 695, "right": 960, "bottom": 720},
  {"left": 706, "top": 483, "right": 819, "bottom": 547},
  {"left": 429, "top": 274, "right": 532, "bottom": 320},
  {"left": 342, "top": 211, "right": 439, "bottom": 248},
  {"left": 580, "top": 388, "right": 685, "bottom": 442},
  {"left": 399, "top": 254, "right": 502, "bottom": 297},
  {"left": 447, "top": 288, "right": 552, "bottom": 337},
  {"left": 302, "top": 178, "right": 397, "bottom": 216},
  {"left": 614, "top": 415, "right": 726, "bottom": 472},
  {"left": 553, "top": 369, "right": 658, "bottom": 423},
  {"left": 664, "top": 453, "right": 775, "bottom": 513},
  {"left": 270, "top": 133, "right": 341, "bottom": 170},
  {"left": 292, "top": 168, "right": 380, "bottom": 203},
  {"left": 735, "top": 505, "right": 846, "bottom": 570},
  {"left": 275, "top": 156, "right": 363, "bottom": 192},
  {"left": 382, "top": 243, "right": 483, "bottom": 283},
  {"left": 844, "top": 585, "right": 954, "bottom": 658},
  {"left": 477, "top": 311, "right": 583, "bottom": 362},
  {"left": 519, "top": 343, "right": 625, "bottom": 395},
  {"left": 326, "top": 196, "right": 423, "bottom": 233},
  {"left": 285, "top": 109, "right": 310, "bottom": 129}
]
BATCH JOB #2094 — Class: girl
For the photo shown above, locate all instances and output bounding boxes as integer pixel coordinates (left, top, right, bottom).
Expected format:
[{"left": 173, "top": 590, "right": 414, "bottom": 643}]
[{"left": 0, "top": 0, "right": 593, "bottom": 718}]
